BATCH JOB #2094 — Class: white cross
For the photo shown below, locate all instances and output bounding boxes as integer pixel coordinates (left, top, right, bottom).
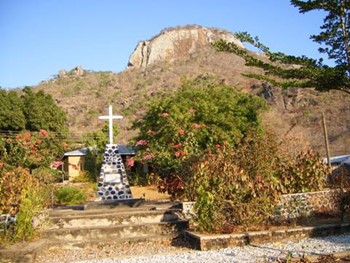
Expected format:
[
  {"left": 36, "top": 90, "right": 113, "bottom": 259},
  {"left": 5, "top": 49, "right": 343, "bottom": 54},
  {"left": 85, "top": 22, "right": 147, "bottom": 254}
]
[{"left": 98, "top": 105, "right": 123, "bottom": 145}]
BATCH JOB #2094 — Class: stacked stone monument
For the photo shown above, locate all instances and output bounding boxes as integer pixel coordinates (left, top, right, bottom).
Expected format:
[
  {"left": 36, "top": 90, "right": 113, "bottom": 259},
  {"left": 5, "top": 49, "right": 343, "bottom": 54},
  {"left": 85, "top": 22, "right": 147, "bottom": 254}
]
[{"left": 96, "top": 105, "right": 132, "bottom": 201}]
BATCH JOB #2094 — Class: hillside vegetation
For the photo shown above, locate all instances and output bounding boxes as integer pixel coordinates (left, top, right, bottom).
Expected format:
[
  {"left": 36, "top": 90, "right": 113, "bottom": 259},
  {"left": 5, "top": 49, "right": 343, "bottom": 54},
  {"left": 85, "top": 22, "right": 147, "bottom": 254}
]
[{"left": 34, "top": 27, "right": 350, "bottom": 156}]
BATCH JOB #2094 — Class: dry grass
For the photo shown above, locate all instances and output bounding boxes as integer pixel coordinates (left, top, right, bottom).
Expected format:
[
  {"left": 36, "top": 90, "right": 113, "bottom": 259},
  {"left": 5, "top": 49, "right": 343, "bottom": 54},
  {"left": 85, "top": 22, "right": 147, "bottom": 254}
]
[
  {"left": 32, "top": 34, "right": 350, "bottom": 156},
  {"left": 130, "top": 185, "right": 170, "bottom": 201},
  {"left": 59, "top": 183, "right": 170, "bottom": 202},
  {"left": 68, "top": 182, "right": 170, "bottom": 201}
]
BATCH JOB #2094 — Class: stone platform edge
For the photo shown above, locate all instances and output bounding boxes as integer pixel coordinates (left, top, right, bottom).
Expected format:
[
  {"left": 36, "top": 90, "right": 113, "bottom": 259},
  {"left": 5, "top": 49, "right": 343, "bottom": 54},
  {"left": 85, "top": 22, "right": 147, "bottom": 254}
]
[
  {"left": 185, "top": 223, "right": 350, "bottom": 251},
  {"left": 50, "top": 198, "right": 146, "bottom": 211},
  {"left": 83, "top": 198, "right": 145, "bottom": 209}
]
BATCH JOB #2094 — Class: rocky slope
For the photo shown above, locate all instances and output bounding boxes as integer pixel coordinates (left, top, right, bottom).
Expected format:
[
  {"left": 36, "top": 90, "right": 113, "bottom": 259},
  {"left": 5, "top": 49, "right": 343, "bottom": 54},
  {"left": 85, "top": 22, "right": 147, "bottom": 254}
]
[
  {"left": 127, "top": 25, "right": 244, "bottom": 69},
  {"left": 34, "top": 25, "right": 350, "bottom": 156}
]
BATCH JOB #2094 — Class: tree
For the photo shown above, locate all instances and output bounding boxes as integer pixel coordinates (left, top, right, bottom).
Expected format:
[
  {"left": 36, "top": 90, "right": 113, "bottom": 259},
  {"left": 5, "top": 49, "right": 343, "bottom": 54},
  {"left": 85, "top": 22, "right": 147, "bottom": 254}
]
[
  {"left": 214, "top": 32, "right": 350, "bottom": 94},
  {"left": 0, "top": 88, "right": 69, "bottom": 241},
  {"left": 131, "top": 76, "right": 267, "bottom": 178},
  {"left": 0, "top": 130, "right": 61, "bottom": 241},
  {"left": 0, "top": 87, "right": 68, "bottom": 135},
  {"left": 84, "top": 124, "right": 119, "bottom": 152},
  {"left": 19, "top": 87, "right": 69, "bottom": 157},
  {"left": 218, "top": 1, "right": 350, "bottom": 94},
  {"left": 21, "top": 87, "right": 68, "bottom": 135},
  {"left": 0, "top": 89, "right": 25, "bottom": 131},
  {"left": 291, "top": 0, "right": 350, "bottom": 75}
]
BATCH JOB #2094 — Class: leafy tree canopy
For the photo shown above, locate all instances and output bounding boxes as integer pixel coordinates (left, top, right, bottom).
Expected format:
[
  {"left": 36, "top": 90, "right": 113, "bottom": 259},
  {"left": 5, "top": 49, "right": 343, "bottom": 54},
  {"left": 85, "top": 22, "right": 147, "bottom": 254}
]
[
  {"left": 214, "top": 0, "right": 350, "bottom": 94},
  {"left": 84, "top": 123, "right": 119, "bottom": 151},
  {"left": 0, "top": 87, "right": 68, "bottom": 136},
  {"left": 291, "top": 0, "right": 350, "bottom": 74},
  {"left": 0, "top": 89, "right": 26, "bottom": 131},
  {"left": 0, "top": 88, "right": 69, "bottom": 241},
  {"left": 0, "top": 87, "right": 69, "bottom": 159},
  {"left": 214, "top": 33, "right": 350, "bottom": 94},
  {"left": 22, "top": 87, "right": 68, "bottom": 136},
  {"left": 131, "top": 76, "right": 267, "bottom": 177}
]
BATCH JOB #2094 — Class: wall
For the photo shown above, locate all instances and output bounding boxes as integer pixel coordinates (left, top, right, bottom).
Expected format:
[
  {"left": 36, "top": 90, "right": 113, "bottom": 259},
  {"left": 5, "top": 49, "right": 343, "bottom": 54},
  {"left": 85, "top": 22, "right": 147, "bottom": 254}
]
[
  {"left": 274, "top": 189, "right": 341, "bottom": 221},
  {"left": 182, "top": 189, "right": 343, "bottom": 222},
  {"left": 64, "top": 156, "right": 84, "bottom": 180}
]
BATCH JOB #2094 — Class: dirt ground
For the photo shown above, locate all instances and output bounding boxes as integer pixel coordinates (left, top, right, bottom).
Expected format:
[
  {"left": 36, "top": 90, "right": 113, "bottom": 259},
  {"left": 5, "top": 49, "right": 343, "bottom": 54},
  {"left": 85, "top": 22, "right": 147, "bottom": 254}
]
[
  {"left": 61, "top": 182, "right": 171, "bottom": 202},
  {"left": 130, "top": 185, "right": 171, "bottom": 201}
]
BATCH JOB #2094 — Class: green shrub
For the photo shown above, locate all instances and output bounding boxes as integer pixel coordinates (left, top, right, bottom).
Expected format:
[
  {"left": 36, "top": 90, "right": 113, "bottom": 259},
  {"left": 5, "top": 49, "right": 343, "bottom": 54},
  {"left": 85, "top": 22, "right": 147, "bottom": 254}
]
[
  {"left": 130, "top": 77, "right": 330, "bottom": 234},
  {"left": 83, "top": 149, "right": 99, "bottom": 183},
  {"left": 0, "top": 166, "right": 53, "bottom": 242},
  {"left": 54, "top": 186, "right": 86, "bottom": 205},
  {"left": 328, "top": 165, "right": 350, "bottom": 222},
  {"left": 184, "top": 130, "right": 329, "bottom": 233},
  {"left": 71, "top": 171, "right": 93, "bottom": 183},
  {"left": 14, "top": 189, "right": 42, "bottom": 241},
  {"left": 0, "top": 96, "right": 68, "bottom": 242},
  {"left": 280, "top": 150, "right": 329, "bottom": 194},
  {"left": 132, "top": 76, "right": 267, "bottom": 184},
  {"left": 186, "top": 141, "right": 281, "bottom": 233},
  {"left": 129, "top": 171, "right": 147, "bottom": 186}
]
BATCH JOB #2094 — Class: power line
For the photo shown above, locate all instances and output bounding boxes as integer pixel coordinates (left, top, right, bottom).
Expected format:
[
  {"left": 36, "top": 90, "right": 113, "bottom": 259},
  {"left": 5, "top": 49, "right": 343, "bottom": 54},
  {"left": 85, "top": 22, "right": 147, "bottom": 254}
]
[{"left": 0, "top": 130, "right": 118, "bottom": 146}]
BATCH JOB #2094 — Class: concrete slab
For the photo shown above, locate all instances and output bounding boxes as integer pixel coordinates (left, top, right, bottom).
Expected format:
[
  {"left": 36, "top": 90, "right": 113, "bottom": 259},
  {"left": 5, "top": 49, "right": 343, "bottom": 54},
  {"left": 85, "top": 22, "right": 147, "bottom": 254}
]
[{"left": 185, "top": 223, "right": 350, "bottom": 251}]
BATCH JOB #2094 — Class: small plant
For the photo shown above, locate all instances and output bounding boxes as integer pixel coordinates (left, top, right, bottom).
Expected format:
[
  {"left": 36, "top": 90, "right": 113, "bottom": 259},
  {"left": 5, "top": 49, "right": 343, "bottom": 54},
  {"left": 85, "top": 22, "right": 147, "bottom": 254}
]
[
  {"left": 54, "top": 186, "right": 86, "bottom": 205},
  {"left": 0, "top": 167, "right": 53, "bottom": 242},
  {"left": 99, "top": 73, "right": 111, "bottom": 87},
  {"left": 280, "top": 150, "right": 329, "bottom": 194},
  {"left": 129, "top": 171, "right": 148, "bottom": 186},
  {"left": 157, "top": 175, "right": 185, "bottom": 201},
  {"left": 0, "top": 167, "right": 30, "bottom": 215},
  {"left": 71, "top": 171, "right": 93, "bottom": 183},
  {"left": 14, "top": 191, "right": 39, "bottom": 241},
  {"left": 193, "top": 186, "right": 216, "bottom": 232},
  {"left": 330, "top": 165, "right": 350, "bottom": 222}
]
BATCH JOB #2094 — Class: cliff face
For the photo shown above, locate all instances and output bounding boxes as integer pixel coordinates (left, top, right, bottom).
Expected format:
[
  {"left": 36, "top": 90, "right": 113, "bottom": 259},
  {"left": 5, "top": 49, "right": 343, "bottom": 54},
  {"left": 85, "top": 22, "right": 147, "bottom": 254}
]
[{"left": 127, "top": 25, "right": 244, "bottom": 68}]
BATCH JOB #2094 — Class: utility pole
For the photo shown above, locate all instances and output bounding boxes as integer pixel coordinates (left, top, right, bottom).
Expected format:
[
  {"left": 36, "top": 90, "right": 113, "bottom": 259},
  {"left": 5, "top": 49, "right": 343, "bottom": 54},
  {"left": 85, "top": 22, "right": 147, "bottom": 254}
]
[{"left": 322, "top": 112, "right": 331, "bottom": 168}]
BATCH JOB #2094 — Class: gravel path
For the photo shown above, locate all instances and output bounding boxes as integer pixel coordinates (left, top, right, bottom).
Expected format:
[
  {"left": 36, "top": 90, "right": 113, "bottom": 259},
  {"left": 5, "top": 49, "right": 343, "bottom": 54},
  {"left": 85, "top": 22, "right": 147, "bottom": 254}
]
[{"left": 37, "top": 233, "right": 350, "bottom": 263}]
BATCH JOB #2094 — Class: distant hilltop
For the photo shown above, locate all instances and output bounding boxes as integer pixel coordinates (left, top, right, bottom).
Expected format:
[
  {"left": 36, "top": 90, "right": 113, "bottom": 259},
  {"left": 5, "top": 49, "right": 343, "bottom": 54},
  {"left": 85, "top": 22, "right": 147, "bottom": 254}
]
[{"left": 127, "top": 25, "right": 245, "bottom": 69}]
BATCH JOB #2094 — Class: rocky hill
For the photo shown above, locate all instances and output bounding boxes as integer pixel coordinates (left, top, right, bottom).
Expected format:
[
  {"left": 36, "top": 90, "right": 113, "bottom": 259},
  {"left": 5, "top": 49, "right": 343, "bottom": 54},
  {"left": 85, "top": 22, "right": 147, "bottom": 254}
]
[
  {"left": 34, "top": 25, "right": 350, "bottom": 156},
  {"left": 127, "top": 25, "right": 244, "bottom": 68}
]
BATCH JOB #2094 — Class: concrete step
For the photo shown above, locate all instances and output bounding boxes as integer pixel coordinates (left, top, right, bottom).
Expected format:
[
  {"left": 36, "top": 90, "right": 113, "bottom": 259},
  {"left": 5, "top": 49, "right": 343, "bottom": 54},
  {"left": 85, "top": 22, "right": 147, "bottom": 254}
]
[
  {"left": 48, "top": 201, "right": 181, "bottom": 217},
  {"left": 48, "top": 209, "right": 182, "bottom": 229},
  {"left": 42, "top": 220, "right": 189, "bottom": 242},
  {"left": 0, "top": 201, "right": 189, "bottom": 263},
  {"left": 0, "top": 239, "right": 46, "bottom": 263},
  {"left": 0, "top": 234, "right": 182, "bottom": 263},
  {"left": 44, "top": 234, "right": 177, "bottom": 250}
]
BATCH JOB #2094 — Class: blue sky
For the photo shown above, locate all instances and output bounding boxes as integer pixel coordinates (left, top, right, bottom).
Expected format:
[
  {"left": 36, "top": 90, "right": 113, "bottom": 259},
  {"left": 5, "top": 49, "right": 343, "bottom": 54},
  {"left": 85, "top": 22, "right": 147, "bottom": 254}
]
[{"left": 0, "top": 0, "right": 327, "bottom": 89}]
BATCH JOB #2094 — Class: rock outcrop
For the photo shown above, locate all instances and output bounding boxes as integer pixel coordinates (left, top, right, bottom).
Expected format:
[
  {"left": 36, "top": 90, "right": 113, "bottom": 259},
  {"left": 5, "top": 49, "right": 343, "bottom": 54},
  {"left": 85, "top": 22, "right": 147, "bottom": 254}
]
[
  {"left": 127, "top": 25, "right": 244, "bottom": 69},
  {"left": 58, "top": 66, "right": 84, "bottom": 78}
]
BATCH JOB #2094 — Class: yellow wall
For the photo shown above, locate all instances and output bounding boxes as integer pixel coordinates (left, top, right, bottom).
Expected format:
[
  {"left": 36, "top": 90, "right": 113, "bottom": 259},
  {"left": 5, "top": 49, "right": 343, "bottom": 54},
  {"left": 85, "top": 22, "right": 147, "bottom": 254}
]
[{"left": 65, "top": 156, "right": 85, "bottom": 181}]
